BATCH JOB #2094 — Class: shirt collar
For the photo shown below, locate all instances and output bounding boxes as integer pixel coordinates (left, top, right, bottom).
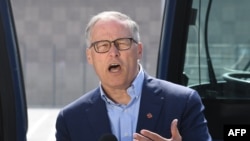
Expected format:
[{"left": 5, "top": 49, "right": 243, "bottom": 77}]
[{"left": 100, "top": 64, "right": 144, "bottom": 104}]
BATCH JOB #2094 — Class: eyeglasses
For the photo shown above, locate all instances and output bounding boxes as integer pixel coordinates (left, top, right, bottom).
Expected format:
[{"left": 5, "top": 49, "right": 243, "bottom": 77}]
[{"left": 89, "top": 37, "right": 138, "bottom": 53}]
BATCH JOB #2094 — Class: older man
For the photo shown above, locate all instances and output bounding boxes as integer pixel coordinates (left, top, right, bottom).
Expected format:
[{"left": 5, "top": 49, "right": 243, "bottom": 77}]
[{"left": 55, "top": 11, "right": 212, "bottom": 141}]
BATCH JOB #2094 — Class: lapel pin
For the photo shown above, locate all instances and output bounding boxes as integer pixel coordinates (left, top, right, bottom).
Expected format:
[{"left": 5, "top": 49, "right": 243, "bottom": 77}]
[{"left": 146, "top": 113, "right": 153, "bottom": 119}]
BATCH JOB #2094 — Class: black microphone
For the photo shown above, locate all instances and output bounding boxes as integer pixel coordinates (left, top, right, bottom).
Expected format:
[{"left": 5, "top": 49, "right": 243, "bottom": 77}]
[{"left": 98, "top": 133, "right": 118, "bottom": 141}]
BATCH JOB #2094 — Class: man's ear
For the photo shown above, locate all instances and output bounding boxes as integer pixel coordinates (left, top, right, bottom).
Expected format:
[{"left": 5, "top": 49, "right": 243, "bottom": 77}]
[{"left": 137, "top": 42, "right": 143, "bottom": 59}]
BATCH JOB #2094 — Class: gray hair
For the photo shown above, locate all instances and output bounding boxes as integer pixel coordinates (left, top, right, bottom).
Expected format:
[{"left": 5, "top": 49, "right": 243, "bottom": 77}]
[{"left": 85, "top": 11, "right": 140, "bottom": 47}]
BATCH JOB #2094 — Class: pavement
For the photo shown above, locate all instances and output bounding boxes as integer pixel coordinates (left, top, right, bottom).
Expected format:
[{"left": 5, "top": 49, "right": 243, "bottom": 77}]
[{"left": 27, "top": 108, "right": 60, "bottom": 141}]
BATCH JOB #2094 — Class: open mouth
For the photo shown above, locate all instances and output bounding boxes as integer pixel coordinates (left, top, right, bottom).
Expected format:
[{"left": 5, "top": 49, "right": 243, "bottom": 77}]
[{"left": 108, "top": 63, "right": 121, "bottom": 73}]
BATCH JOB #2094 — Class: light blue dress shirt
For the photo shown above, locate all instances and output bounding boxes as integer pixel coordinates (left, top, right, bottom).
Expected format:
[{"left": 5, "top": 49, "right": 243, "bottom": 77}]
[{"left": 100, "top": 65, "right": 144, "bottom": 141}]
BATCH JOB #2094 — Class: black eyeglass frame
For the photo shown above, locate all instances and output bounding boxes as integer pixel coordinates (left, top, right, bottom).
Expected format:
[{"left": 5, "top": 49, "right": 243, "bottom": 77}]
[{"left": 89, "top": 37, "right": 138, "bottom": 53}]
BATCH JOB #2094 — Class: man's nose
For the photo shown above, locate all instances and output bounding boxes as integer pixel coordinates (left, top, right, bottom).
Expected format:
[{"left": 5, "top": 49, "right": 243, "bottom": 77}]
[{"left": 108, "top": 43, "right": 120, "bottom": 56}]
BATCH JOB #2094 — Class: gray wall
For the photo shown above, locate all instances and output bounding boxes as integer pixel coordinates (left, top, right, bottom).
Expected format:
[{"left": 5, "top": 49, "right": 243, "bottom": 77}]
[
  {"left": 11, "top": 0, "right": 163, "bottom": 107},
  {"left": 11, "top": 0, "right": 250, "bottom": 107}
]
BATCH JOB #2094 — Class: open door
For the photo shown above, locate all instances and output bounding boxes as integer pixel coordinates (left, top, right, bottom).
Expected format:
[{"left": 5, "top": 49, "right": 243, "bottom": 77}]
[
  {"left": 0, "top": 0, "right": 28, "bottom": 140},
  {"left": 157, "top": 0, "right": 250, "bottom": 140}
]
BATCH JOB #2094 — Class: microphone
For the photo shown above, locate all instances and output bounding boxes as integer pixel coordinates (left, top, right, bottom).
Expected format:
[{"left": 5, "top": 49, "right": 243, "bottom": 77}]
[{"left": 98, "top": 133, "right": 118, "bottom": 141}]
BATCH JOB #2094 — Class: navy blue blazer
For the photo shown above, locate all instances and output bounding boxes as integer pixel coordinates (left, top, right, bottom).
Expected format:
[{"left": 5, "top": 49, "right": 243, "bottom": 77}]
[{"left": 56, "top": 73, "right": 212, "bottom": 141}]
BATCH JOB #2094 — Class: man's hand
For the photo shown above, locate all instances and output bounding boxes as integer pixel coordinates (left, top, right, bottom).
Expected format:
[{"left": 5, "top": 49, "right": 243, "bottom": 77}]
[{"left": 133, "top": 119, "right": 182, "bottom": 141}]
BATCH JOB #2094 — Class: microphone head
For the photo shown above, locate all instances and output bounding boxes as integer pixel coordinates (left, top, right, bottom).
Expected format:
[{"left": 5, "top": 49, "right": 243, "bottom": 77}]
[{"left": 98, "top": 133, "right": 118, "bottom": 141}]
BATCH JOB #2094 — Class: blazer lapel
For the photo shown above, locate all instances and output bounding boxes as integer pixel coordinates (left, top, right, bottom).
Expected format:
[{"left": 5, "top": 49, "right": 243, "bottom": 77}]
[
  {"left": 136, "top": 74, "right": 165, "bottom": 132},
  {"left": 86, "top": 89, "right": 112, "bottom": 137}
]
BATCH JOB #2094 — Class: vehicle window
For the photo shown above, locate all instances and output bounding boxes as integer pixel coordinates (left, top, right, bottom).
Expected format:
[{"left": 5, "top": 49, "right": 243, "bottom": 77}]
[
  {"left": 11, "top": 0, "right": 163, "bottom": 140},
  {"left": 184, "top": 0, "right": 250, "bottom": 139},
  {"left": 185, "top": 0, "right": 250, "bottom": 98}
]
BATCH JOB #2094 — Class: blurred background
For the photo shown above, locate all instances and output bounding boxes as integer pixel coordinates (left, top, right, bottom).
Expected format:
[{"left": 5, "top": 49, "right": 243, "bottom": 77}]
[
  {"left": 11, "top": 0, "right": 163, "bottom": 107},
  {"left": 10, "top": 0, "right": 250, "bottom": 140}
]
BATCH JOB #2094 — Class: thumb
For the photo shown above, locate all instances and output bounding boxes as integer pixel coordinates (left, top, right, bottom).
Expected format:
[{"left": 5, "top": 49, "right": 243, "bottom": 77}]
[{"left": 171, "top": 119, "right": 182, "bottom": 140}]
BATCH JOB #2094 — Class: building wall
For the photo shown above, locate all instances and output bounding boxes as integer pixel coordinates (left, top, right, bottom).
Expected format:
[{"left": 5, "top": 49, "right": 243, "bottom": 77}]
[
  {"left": 11, "top": 0, "right": 250, "bottom": 107},
  {"left": 11, "top": 0, "right": 163, "bottom": 107}
]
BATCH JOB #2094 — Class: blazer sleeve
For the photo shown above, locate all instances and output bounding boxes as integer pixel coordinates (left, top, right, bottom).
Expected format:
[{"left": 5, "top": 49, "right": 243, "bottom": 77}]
[
  {"left": 180, "top": 90, "right": 212, "bottom": 141},
  {"left": 56, "top": 110, "right": 71, "bottom": 141}
]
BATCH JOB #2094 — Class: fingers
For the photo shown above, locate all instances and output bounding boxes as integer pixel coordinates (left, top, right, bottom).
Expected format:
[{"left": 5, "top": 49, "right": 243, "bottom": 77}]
[
  {"left": 133, "top": 129, "right": 166, "bottom": 141},
  {"left": 133, "top": 119, "right": 182, "bottom": 141},
  {"left": 133, "top": 132, "right": 150, "bottom": 141},
  {"left": 170, "top": 119, "right": 182, "bottom": 141}
]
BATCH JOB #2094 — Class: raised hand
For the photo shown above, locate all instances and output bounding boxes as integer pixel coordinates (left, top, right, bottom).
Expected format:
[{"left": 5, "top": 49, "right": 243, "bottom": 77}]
[{"left": 133, "top": 119, "right": 182, "bottom": 141}]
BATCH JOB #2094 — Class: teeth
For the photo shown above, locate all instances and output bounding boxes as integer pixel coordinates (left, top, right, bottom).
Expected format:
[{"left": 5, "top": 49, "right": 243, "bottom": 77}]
[
  {"left": 110, "top": 63, "right": 118, "bottom": 66},
  {"left": 108, "top": 63, "right": 120, "bottom": 72}
]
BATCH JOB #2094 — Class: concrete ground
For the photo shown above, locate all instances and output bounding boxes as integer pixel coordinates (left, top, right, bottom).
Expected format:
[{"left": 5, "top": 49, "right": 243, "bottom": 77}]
[{"left": 27, "top": 108, "right": 60, "bottom": 141}]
